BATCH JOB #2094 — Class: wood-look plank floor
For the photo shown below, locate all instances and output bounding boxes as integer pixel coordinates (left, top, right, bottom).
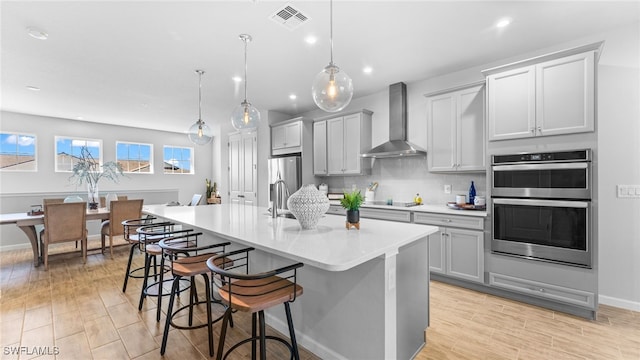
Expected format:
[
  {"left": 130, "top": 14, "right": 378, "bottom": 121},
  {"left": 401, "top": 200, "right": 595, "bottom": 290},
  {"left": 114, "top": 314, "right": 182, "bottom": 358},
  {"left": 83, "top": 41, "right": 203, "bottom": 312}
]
[{"left": 1, "top": 237, "right": 639, "bottom": 359}]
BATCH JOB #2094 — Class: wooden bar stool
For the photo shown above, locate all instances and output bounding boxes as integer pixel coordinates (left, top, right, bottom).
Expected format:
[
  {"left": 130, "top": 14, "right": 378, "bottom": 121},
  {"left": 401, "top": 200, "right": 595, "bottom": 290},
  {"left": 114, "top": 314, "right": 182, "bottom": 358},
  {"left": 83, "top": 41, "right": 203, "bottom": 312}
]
[
  {"left": 207, "top": 247, "right": 304, "bottom": 360},
  {"left": 120, "top": 216, "right": 159, "bottom": 293},
  {"left": 159, "top": 234, "right": 231, "bottom": 357},
  {"left": 136, "top": 223, "right": 194, "bottom": 316}
]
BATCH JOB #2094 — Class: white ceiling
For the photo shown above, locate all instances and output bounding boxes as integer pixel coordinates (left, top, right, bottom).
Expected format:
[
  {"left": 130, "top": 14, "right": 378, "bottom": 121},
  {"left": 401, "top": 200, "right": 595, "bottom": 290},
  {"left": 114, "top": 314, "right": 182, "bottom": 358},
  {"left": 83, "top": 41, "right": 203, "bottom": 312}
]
[{"left": 2, "top": 1, "right": 639, "bottom": 133}]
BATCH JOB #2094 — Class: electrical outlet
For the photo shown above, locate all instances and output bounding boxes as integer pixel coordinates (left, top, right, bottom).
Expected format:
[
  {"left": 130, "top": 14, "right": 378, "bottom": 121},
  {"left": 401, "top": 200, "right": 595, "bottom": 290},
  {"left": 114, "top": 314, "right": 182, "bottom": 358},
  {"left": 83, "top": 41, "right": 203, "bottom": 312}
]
[
  {"left": 617, "top": 185, "right": 640, "bottom": 198},
  {"left": 444, "top": 184, "right": 452, "bottom": 194}
]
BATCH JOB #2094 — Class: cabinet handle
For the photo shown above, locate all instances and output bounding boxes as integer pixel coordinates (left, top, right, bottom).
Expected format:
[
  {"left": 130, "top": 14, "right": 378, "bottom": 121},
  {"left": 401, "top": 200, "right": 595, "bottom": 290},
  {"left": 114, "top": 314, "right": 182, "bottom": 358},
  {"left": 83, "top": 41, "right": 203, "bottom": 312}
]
[
  {"left": 530, "top": 128, "right": 535, "bottom": 134},
  {"left": 442, "top": 219, "right": 452, "bottom": 223},
  {"left": 237, "top": 195, "right": 245, "bottom": 198},
  {"left": 537, "top": 126, "right": 542, "bottom": 133}
]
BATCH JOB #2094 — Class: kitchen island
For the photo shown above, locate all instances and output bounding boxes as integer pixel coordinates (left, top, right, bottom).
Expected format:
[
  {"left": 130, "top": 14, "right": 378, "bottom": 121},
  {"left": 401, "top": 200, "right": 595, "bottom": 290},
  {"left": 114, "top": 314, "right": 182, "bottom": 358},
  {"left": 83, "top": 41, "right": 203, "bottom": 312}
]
[{"left": 143, "top": 203, "right": 438, "bottom": 360}]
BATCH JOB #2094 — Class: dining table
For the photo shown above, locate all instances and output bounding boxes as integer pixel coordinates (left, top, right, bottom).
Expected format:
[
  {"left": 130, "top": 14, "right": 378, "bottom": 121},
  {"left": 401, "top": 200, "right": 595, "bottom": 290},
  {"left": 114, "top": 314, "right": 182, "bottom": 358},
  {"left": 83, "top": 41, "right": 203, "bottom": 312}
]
[{"left": 0, "top": 207, "right": 110, "bottom": 267}]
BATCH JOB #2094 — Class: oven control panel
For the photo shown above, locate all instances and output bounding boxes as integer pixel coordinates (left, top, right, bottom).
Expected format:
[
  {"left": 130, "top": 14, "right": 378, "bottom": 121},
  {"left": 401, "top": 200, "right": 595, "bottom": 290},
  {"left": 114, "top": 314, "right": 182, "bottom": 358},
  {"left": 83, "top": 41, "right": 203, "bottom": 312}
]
[{"left": 493, "top": 149, "right": 590, "bottom": 165}]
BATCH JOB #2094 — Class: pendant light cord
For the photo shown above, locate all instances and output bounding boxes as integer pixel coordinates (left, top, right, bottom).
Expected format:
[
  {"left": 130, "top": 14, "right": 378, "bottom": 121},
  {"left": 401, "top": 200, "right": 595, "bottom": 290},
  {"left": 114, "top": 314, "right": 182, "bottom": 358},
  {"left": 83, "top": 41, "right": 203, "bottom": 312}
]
[
  {"left": 198, "top": 71, "right": 202, "bottom": 121},
  {"left": 243, "top": 37, "right": 248, "bottom": 102},
  {"left": 329, "top": 0, "right": 334, "bottom": 66}
]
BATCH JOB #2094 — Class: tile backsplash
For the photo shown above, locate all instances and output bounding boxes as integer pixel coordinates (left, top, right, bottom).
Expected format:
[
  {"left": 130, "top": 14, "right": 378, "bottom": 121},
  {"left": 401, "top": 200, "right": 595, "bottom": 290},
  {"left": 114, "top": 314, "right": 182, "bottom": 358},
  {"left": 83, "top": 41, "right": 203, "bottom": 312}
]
[{"left": 317, "top": 156, "right": 486, "bottom": 205}]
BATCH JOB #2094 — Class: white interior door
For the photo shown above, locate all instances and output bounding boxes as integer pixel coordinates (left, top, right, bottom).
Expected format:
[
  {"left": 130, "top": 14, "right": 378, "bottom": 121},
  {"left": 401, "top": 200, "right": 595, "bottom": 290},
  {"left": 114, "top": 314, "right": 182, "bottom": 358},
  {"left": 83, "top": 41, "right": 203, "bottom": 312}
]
[{"left": 228, "top": 132, "right": 257, "bottom": 205}]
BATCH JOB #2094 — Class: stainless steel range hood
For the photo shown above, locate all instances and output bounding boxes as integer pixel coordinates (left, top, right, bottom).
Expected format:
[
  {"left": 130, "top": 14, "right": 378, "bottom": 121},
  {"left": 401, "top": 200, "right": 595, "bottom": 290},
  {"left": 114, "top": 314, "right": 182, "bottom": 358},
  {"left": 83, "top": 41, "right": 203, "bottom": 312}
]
[{"left": 361, "top": 82, "right": 426, "bottom": 158}]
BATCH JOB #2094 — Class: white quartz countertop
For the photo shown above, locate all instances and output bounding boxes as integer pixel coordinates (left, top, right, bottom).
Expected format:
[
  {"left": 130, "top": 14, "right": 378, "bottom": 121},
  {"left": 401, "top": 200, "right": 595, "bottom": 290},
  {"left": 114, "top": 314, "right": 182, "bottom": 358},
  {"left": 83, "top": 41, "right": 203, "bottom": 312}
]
[
  {"left": 143, "top": 204, "right": 438, "bottom": 272},
  {"left": 329, "top": 201, "right": 488, "bottom": 218}
]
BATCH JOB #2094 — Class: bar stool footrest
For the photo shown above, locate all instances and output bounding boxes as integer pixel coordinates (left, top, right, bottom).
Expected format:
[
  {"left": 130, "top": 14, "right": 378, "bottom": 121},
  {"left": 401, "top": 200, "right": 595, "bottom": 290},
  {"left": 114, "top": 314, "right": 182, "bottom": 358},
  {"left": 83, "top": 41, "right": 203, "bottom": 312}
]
[
  {"left": 169, "top": 300, "right": 227, "bottom": 330},
  {"left": 223, "top": 335, "right": 294, "bottom": 360},
  {"left": 143, "top": 277, "right": 190, "bottom": 297}
]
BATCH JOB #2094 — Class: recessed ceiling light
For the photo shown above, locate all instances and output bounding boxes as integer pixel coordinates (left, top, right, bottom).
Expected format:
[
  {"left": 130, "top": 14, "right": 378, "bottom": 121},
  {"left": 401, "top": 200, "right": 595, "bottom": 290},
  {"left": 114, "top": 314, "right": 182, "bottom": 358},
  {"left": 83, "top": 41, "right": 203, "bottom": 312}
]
[
  {"left": 363, "top": 66, "right": 373, "bottom": 74},
  {"left": 26, "top": 27, "right": 48, "bottom": 40},
  {"left": 496, "top": 18, "right": 511, "bottom": 28},
  {"left": 304, "top": 35, "right": 317, "bottom": 45},
  {"left": 26, "top": 86, "right": 41, "bottom": 91},
  {"left": 289, "top": 94, "right": 297, "bottom": 100},
  {"left": 232, "top": 76, "right": 242, "bottom": 82}
]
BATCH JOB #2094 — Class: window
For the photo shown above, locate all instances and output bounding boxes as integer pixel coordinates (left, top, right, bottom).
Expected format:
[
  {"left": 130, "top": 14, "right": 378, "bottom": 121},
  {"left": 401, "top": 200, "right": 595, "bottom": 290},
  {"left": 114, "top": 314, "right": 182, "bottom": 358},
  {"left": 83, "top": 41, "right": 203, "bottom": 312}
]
[
  {"left": 0, "top": 132, "right": 37, "bottom": 171},
  {"left": 116, "top": 141, "right": 153, "bottom": 173},
  {"left": 55, "top": 137, "right": 101, "bottom": 172},
  {"left": 163, "top": 146, "right": 193, "bottom": 174}
]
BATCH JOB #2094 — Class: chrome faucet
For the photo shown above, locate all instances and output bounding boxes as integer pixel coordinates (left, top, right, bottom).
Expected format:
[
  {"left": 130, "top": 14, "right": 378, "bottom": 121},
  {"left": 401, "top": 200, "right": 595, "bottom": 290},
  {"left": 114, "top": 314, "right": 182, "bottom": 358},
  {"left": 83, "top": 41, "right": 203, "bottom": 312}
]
[{"left": 272, "top": 178, "right": 289, "bottom": 218}]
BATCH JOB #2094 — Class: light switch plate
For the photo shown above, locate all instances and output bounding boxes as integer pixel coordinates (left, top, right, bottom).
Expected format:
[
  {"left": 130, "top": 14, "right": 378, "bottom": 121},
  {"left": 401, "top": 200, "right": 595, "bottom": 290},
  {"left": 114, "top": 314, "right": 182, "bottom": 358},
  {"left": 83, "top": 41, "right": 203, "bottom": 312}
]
[
  {"left": 444, "top": 184, "right": 452, "bottom": 194},
  {"left": 617, "top": 185, "right": 640, "bottom": 198}
]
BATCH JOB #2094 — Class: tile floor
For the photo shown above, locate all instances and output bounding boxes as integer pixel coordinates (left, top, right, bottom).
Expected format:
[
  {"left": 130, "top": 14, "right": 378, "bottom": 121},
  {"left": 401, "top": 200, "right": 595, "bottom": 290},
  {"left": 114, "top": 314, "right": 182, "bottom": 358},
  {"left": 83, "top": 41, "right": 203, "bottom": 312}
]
[{"left": 1, "top": 237, "right": 639, "bottom": 359}]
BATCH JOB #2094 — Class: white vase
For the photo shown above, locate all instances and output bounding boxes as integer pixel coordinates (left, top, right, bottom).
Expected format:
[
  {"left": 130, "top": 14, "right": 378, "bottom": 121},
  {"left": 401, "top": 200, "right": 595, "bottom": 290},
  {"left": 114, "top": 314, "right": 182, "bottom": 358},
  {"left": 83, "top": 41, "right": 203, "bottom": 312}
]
[
  {"left": 287, "top": 184, "right": 330, "bottom": 230},
  {"left": 87, "top": 184, "right": 99, "bottom": 210}
]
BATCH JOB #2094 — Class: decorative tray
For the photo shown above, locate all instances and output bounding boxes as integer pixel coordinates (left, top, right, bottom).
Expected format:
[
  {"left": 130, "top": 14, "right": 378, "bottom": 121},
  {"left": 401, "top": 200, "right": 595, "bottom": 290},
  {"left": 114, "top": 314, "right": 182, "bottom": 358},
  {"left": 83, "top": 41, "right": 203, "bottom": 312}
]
[{"left": 446, "top": 202, "right": 486, "bottom": 211}]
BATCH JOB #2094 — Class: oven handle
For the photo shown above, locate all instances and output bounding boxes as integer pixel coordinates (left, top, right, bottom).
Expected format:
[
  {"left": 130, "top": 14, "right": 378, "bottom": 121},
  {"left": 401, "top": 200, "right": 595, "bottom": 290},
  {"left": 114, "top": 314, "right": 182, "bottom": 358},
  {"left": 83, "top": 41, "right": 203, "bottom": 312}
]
[
  {"left": 492, "top": 198, "right": 589, "bottom": 208},
  {"left": 492, "top": 162, "right": 588, "bottom": 171}
]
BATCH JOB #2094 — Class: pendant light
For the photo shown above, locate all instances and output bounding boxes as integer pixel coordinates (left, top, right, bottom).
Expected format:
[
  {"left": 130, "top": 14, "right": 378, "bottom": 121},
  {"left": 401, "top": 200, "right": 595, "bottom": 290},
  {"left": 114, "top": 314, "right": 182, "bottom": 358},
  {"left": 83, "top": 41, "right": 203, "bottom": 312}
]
[
  {"left": 231, "top": 34, "right": 260, "bottom": 132},
  {"left": 188, "top": 70, "right": 213, "bottom": 145},
  {"left": 311, "top": 0, "right": 353, "bottom": 113}
]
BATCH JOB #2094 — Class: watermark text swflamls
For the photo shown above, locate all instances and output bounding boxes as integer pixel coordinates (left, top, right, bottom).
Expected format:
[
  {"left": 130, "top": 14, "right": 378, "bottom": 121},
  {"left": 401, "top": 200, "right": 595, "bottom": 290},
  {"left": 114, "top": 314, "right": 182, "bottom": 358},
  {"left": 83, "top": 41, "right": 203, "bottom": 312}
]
[{"left": 3, "top": 346, "right": 60, "bottom": 356}]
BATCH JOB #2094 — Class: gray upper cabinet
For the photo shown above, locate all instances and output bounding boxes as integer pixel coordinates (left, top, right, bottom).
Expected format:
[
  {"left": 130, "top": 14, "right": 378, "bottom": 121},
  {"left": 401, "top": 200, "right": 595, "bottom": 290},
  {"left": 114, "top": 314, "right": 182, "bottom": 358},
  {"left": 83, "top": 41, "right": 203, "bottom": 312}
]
[
  {"left": 314, "top": 110, "right": 372, "bottom": 176},
  {"left": 313, "top": 120, "right": 328, "bottom": 175},
  {"left": 271, "top": 118, "right": 303, "bottom": 156},
  {"left": 426, "top": 83, "right": 485, "bottom": 172},
  {"left": 484, "top": 44, "right": 600, "bottom": 141}
]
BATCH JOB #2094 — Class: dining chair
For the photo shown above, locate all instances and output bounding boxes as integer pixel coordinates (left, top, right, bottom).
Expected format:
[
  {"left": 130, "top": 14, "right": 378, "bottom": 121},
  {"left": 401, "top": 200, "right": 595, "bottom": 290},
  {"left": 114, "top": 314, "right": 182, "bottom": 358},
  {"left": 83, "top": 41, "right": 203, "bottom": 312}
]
[
  {"left": 101, "top": 199, "right": 143, "bottom": 258},
  {"left": 42, "top": 198, "right": 65, "bottom": 205},
  {"left": 40, "top": 202, "right": 88, "bottom": 271},
  {"left": 100, "top": 195, "right": 128, "bottom": 208}
]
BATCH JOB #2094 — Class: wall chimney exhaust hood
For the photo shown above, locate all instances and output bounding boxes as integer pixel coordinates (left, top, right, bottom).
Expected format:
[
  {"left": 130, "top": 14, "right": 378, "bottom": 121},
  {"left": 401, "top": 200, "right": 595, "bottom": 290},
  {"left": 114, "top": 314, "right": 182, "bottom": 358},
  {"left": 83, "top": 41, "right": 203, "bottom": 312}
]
[{"left": 361, "top": 82, "right": 426, "bottom": 159}]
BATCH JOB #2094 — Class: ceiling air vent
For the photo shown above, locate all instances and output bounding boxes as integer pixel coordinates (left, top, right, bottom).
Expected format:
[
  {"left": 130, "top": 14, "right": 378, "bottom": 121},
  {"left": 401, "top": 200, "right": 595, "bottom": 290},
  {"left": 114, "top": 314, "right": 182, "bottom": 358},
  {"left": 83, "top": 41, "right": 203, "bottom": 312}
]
[{"left": 270, "top": 3, "right": 310, "bottom": 31}]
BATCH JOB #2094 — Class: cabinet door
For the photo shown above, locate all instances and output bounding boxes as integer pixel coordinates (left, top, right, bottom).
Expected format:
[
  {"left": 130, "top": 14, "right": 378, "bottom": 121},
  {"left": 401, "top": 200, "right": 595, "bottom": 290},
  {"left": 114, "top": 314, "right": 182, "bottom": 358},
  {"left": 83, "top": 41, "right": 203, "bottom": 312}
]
[
  {"left": 487, "top": 66, "right": 536, "bottom": 141},
  {"left": 342, "top": 113, "right": 362, "bottom": 175},
  {"left": 313, "top": 121, "right": 328, "bottom": 175},
  {"left": 284, "top": 122, "right": 302, "bottom": 148},
  {"left": 429, "top": 231, "right": 446, "bottom": 274},
  {"left": 536, "top": 51, "right": 594, "bottom": 137},
  {"left": 446, "top": 228, "right": 484, "bottom": 283},
  {"left": 326, "top": 117, "right": 345, "bottom": 174},
  {"left": 427, "top": 93, "right": 456, "bottom": 172},
  {"left": 457, "top": 85, "right": 485, "bottom": 171},
  {"left": 271, "top": 125, "right": 286, "bottom": 150}
]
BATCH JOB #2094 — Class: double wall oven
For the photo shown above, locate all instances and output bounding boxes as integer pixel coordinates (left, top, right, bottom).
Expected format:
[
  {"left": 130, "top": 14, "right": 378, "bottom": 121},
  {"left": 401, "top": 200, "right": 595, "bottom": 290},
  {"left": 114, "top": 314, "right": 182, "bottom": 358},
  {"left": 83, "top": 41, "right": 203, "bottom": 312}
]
[{"left": 491, "top": 149, "right": 592, "bottom": 268}]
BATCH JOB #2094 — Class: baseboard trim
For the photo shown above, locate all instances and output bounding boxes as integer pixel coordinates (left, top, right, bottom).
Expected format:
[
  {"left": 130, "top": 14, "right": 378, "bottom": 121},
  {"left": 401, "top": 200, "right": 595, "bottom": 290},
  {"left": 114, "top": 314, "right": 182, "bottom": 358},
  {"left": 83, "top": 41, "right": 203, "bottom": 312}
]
[
  {"left": 599, "top": 294, "right": 640, "bottom": 312},
  {"left": 265, "top": 312, "right": 348, "bottom": 360},
  {"left": 0, "top": 243, "right": 31, "bottom": 252}
]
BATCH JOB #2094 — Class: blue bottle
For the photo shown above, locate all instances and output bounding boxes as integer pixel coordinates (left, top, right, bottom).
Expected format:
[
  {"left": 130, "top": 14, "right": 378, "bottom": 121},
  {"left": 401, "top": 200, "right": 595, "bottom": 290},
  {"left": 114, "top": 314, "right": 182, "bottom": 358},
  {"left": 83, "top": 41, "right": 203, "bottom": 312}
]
[{"left": 468, "top": 181, "right": 476, "bottom": 205}]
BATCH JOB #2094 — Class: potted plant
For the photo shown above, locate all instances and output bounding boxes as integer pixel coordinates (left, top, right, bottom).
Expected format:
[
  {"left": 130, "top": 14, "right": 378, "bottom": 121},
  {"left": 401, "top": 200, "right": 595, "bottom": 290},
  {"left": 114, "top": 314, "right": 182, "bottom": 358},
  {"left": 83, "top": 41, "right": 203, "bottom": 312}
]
[
  {"left": 340, "top": 189, "right": 364, "bottom": 226},
  {"left": 206, "top": 179, "right": 221, "bottom": 204},
  {"left": 68, "top": 146, "right": 124, "bottom": 210}
]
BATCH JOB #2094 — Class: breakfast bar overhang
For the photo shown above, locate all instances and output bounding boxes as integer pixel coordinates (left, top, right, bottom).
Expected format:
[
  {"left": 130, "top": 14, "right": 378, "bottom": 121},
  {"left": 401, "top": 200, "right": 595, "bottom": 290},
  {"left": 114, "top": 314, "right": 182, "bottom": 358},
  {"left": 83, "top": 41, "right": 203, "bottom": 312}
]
[{"left": 143, "top": 203, "right": 437, "bottom": 360}]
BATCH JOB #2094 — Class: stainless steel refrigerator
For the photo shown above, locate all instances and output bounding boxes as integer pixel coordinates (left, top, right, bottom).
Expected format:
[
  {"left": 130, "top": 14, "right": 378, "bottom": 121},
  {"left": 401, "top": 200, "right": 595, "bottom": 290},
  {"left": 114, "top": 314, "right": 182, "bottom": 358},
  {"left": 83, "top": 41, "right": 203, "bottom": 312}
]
[{"left": 268, "top": 155, "right": 302, "bottom": 210}]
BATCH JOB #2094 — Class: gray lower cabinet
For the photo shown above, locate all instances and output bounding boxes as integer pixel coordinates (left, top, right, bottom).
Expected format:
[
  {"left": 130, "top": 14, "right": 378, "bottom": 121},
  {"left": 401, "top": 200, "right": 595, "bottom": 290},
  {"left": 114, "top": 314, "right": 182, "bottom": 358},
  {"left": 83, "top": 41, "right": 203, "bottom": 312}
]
[
  {"left": 489, "top": 272, "right": 595, "bottom": 308},
  {"left": 414, "top": 212, "right": 484, "bottom": 284},
  {"left": 360, "top": 208, "right": 412, "bottom": 223}
]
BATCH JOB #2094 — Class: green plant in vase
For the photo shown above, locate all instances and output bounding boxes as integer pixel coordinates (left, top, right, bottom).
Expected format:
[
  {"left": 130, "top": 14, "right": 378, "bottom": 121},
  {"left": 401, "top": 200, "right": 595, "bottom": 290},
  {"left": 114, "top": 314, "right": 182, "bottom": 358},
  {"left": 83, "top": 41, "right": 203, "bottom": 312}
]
[
  {"left": 340, "top": 189, "right": 364, "bottom": 227},
  {"left": 68, "top": 146, "right": 124, "bottom": 210},
  {"left": 205, "top": 178, "right": 214, "bottom": 199}
]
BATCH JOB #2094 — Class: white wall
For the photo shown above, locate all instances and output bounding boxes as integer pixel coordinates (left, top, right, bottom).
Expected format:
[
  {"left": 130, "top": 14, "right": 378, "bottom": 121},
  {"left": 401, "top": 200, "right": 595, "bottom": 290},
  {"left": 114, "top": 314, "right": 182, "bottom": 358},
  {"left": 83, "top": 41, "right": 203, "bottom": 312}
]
[
  {"left": 595, "top": 23, "right": 640, "bottom": 310},
  {"left": 0, "top": 111, "right": 214, "bottom": 247}
]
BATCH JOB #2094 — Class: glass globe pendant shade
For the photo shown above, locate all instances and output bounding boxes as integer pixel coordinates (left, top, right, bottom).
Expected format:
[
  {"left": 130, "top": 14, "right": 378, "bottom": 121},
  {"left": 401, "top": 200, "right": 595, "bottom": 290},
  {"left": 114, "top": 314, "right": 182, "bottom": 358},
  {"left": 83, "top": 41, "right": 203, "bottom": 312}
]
[
  {"left": 231, "top": 101, "right": 261, "bottom": 132},
  {"left": 188, "top": 119, "right": 213, "bottom": 145},
  {"left": 312, "top": 63, "right": 353, "bottom": 113}
]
